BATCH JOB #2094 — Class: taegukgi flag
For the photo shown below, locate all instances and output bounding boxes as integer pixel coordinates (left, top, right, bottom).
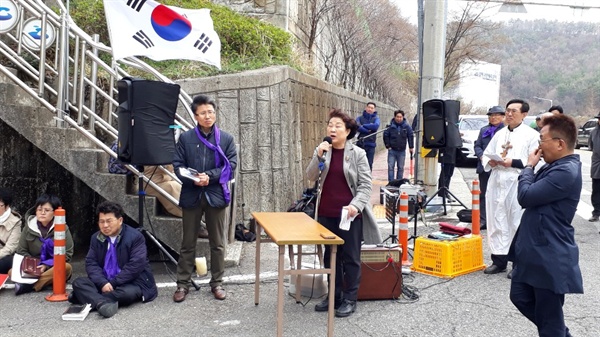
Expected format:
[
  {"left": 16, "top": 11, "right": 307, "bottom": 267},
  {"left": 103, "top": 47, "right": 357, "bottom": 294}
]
[{"left": 103, "top": 0, "right": 221, "bottom": 69}]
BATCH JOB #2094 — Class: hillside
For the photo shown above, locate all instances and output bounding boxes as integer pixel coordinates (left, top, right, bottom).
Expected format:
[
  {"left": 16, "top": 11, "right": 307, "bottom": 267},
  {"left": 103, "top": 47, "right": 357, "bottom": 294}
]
[{"left": 497, "top": 19, "right": 600, "bottom": 122}]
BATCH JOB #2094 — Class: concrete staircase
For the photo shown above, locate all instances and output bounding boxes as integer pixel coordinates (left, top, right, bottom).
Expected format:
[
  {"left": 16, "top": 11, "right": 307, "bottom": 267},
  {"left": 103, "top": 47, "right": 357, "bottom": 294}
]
[{"left": 0, "top": 72, "right": 241, "bottom": 266}]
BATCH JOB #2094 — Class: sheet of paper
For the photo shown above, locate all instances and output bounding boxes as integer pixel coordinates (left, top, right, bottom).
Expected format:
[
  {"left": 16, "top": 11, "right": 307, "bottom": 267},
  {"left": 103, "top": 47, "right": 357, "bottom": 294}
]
[
  {"left": 10, "top": 253, "right": 38, "bottom": 284},
  {"left": 484, "top": 153, "right": 504, "bottom": 162},
  {"left": 339, "top": 207, "right": 357, "bottom": 231}
]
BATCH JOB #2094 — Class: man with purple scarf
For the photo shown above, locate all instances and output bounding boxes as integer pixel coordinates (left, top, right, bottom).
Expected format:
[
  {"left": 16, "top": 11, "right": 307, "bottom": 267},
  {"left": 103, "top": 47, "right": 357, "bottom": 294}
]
[
  {"left": 474, "top": 106, "right": 505, "bottom": 230},
  {"left": 70, "top": 201, "right": 157, "bottom": 318},
  {"left": 172, "top": 95, "right": 237, "bottom": 303}
]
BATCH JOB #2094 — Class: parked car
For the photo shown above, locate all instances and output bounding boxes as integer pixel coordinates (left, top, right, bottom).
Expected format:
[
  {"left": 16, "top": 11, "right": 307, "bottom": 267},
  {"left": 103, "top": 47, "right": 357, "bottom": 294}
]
[
  {"left": 577, "top": 118, "right": 597, "bottom": 149},
  {"left": 457, "top": 115, "right": 488, "bottom": 164}
]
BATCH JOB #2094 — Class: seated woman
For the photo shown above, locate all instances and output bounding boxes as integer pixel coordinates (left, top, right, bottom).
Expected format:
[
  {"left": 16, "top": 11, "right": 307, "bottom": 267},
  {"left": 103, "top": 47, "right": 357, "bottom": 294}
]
[
  {"left": 0, "top": 188, "right": 22, "bottom": 274},
  {"left": 11, "top": 193, "right": 74, "bottom": 295}
]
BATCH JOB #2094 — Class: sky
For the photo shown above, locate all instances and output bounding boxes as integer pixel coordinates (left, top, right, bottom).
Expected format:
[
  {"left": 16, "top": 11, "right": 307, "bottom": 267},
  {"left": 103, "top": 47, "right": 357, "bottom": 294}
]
[{"left": 393, "top": 0, "right": 600, "bottom": 24}]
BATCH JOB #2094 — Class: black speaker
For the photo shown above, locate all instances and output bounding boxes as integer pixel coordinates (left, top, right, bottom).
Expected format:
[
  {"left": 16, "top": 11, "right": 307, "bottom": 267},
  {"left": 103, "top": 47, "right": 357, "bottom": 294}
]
[
  {"left": 117, "top": 78, "right": 181, "bottom": 165},
  {"left": 422, "top": 99, "right": 446, "bottom": 148},
  {"left": 443, "top": 100, "right": 462, "bottom": 148}
]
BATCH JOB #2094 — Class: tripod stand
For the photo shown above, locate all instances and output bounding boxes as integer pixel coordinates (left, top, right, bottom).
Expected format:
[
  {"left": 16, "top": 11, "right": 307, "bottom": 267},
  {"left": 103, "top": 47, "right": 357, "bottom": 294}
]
[
  {"left": 407, "top": 149, "right": 467, "bottom": 243},
  {"left": 136, "top": 173, "right": 201, "bottom": 290},
  {"left": 381, "top": 187, "right": 400, "bottom": 247}
]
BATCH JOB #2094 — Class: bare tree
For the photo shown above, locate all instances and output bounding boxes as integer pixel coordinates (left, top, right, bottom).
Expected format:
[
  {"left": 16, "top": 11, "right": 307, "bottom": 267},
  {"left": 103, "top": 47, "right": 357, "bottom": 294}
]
[{"left": 444, "top": 2, "right": 505, "bottom": 89}]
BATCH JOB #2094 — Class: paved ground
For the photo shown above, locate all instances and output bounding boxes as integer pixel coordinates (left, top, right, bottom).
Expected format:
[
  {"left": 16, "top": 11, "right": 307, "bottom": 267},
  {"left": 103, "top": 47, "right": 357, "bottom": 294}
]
[{"left": 1, "top": 150, "right": 599, "bottom": 337}]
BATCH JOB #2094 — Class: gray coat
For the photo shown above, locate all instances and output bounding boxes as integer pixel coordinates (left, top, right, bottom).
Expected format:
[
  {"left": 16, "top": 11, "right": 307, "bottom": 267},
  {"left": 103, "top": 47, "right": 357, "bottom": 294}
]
[
  {"left": 590, "top": 125, "right": 600, "bottom": 179},
  {"left": 306, "top": 141, "right": 382, "bottom": 244}
]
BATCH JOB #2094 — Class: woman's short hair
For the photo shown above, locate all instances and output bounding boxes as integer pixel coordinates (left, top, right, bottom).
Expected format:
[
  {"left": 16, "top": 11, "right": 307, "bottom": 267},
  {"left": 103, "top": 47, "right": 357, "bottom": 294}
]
[
  {"left": 328, "top": 108, "right": 359, "bottom": 140},
  {"left": 34, "top": 194, "right": 62, "bottom": 211},
  {"left": 0, "top": 188, "right": 13, "bottom": 207}
]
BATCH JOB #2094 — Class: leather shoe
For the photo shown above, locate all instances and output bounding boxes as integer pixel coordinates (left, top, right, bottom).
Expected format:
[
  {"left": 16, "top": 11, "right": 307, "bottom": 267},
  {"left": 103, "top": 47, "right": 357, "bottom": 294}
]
[
  {"left": 211, "top": 286, "right": 226, "bottom": 300},
  {"left": 484, "top": 264, "right": 506, "bottom": 274},
  {"left": 589, "top": 215, "right": 599, "bottom": 222},
  {"left": 335, "top": 299, "right": 356, "bottom": 318},
  {"left": 314, "top": 297, "right": 343, "bottom": 312},
  {"left": 173, "top": 287, "right": 189, "bottom": 303},
  {"left": 198, "top": 227, "right": 209, "bottom": 239}
]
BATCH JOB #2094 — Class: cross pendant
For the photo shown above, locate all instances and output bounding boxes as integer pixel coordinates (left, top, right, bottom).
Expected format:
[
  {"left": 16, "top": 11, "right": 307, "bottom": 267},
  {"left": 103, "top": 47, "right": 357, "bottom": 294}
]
[{"left": 501, "top": 141, "right": 512, "bottom": 158}]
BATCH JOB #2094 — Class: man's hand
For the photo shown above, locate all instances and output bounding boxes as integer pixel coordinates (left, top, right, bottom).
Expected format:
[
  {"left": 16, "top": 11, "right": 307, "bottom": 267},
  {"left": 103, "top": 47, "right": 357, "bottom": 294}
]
[
  {"left": 528, "top": 148, "right": 542, "bottom": 167},
  {"left": 101, "top": 283, "right": 114, "bottom": 293},
  {"left": 193, "top": 172, "right": 210, "bottom": 187}
]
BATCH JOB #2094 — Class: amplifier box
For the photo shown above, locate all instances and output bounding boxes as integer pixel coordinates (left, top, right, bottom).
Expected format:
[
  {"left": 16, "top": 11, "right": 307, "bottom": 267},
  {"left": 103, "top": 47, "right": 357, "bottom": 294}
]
[
  {"left": 360, "top": 246, "right": 401, "bottom": 263},
  {"left": 358, "top": 261, "right": 402, "bottom": 300},
  {"left": 358, "top": 246, "right": 402, "bottom": 300}
]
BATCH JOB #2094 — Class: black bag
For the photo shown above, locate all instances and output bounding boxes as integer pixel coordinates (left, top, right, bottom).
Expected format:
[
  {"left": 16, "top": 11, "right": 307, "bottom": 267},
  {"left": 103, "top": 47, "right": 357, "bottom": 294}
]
[
  {"left": 457, "top": 209, "right": 472, "bottom": 223},
  {"left": 287, "top": 187, "right": 316, "bottom": 219},
  {"left": 234, "top": 223, "right": 256, "bottom": 242}
]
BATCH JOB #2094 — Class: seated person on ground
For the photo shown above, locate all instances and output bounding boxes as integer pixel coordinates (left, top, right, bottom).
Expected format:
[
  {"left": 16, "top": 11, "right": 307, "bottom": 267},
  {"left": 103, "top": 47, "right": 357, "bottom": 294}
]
[
  {"left": 0, "top": 188, "right": 22, "bottom": 274},
  {"left": 69, "top": 201, "right": 158, "bottom": 318},
  {"left": 11, "top": 193, "right": 74, "bottom": 295}
]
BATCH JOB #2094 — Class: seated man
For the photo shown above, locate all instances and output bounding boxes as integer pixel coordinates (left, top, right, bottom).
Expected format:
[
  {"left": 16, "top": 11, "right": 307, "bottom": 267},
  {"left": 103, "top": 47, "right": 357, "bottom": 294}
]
[{"left": 69, "top": 201, "right": 158, "bottom": 318}]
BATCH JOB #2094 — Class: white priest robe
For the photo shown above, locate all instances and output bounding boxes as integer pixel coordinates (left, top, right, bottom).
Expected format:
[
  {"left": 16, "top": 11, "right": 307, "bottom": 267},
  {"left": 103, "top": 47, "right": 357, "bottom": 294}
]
[{"left": 482, "top": 123, "right": 539, "bottom": 255}]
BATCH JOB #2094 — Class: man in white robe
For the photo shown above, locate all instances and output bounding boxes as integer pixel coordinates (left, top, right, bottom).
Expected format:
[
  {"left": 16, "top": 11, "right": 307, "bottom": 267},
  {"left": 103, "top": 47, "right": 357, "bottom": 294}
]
[{"left": 482, "top": 99, "right": 540, "bottom": 277}]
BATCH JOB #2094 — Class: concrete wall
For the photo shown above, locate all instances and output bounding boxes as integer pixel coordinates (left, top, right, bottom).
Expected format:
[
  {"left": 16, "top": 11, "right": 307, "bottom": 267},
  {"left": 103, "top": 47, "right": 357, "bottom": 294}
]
[{"left": 177, "top": 66, "right": 393, "bottom": 222}]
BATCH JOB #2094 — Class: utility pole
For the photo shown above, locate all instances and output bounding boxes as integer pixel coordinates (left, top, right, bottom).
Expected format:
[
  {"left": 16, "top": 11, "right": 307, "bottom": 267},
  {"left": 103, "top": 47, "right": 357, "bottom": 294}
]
[{"left": 419, "top": 0, "right": 447, "bottom": 194}]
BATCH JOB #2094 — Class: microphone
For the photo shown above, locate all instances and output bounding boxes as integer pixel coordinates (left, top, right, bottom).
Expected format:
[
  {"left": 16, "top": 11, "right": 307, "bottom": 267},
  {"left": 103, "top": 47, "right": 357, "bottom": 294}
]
[{"left": 319, "top": 136, "right": 333, "bottom": 163}]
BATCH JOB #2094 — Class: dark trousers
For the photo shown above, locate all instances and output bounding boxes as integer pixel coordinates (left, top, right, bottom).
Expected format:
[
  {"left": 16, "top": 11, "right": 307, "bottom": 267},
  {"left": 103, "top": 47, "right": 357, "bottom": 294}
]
[
  {"left": 437, "top": 163, "right": 455, "bottom": 197},
  {"left": 318, "top": 216, "right": 363, "bottom": 301},
  {"left": 592, "top": 179, "right": 600, "bottom": 216},
  {"left": 361, "top": 146, "right": 375, "bottom": 171},
  {"left": 71, "top": 277, "right": 142, "bottom": 308},
  {"left": 478, "top": 171, "right": 491, "bottom": 226},
  {"left": 510, "top": 281, "right": 572, "bottom": 337},
  {"left": 491, "top": 254, "right": 508, "bottom": 270},
  {"left": 0, "top": 254, "right": 13, "bottom": 274},
  {"left": 177, "top": 194, "right": 226, "bottom": 289}
]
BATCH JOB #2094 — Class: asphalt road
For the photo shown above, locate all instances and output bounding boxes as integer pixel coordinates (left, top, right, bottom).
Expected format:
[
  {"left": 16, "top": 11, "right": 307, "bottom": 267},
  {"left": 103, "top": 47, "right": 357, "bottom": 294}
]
[{"left": 1, "top": 149, "right": 599, "bottom": 337}]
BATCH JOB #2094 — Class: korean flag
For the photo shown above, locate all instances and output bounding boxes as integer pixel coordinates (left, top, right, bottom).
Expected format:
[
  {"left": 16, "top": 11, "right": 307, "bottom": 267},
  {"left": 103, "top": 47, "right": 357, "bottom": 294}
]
[{"left": 103, "top": 0, "right": 221, "bottom": 69}]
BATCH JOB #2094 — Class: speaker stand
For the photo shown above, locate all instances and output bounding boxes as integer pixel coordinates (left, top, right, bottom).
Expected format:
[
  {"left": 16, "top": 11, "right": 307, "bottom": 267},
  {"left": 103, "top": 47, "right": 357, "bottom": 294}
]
[{"left": 137, "top": 173, "right": 201, "bottom": 291}]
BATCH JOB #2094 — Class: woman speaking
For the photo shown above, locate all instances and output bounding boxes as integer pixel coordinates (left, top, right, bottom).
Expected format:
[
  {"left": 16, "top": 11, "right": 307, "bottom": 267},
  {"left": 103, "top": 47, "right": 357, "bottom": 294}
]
[{"left": 306, "top": 108, "right": 381, "bottom": 318}]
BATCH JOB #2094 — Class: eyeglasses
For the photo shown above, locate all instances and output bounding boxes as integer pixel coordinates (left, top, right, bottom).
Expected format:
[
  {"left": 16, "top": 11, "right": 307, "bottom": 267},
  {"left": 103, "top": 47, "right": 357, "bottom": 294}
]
[
  {"left": 505, "top": 108, "right": 521, "bottom": 114},
  {"left": 36, "top": 207, "right": 54, "bottom": 214},
  {"left": 98, "top": 218, "right": 118, "bottom": 225},
  {"left": 195, "top": 110, "right": 216, "bottom": 117},
  {"left": 538, "top": 137, "right": 562, "bottom": 145}
]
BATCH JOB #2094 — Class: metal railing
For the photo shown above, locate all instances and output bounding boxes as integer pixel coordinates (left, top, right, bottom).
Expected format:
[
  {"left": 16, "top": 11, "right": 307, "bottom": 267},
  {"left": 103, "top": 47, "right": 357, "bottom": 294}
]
[{"left": 0, "top": 0, "right": 191, "bottom": 210}]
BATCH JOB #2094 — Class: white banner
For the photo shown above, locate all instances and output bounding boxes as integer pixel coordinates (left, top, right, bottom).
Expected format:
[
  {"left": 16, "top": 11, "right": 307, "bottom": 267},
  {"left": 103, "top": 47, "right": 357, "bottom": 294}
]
[{"left": 103, "top": 0, "right": 221, "bottom": 69}]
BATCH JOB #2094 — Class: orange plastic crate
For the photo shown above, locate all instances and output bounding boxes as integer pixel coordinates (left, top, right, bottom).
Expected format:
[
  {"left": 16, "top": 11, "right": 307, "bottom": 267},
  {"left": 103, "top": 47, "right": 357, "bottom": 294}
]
[{"left": 411, "top": 235, "right": 485, "bottom": 278}]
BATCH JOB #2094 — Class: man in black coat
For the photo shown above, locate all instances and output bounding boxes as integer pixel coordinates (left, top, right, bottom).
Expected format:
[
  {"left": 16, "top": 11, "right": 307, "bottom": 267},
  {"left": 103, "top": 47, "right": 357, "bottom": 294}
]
[
  {"left": 473, "top": 106, "right": 505, "bottom": 229},
  {"left": 70, "top": 201, "right": 158, "bottom": 318}
]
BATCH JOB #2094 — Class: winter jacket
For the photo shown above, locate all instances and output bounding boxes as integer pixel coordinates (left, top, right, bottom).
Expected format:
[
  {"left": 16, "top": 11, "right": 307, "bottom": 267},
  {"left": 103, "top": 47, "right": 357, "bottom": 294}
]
[
  {"left": 17, "top": 215, "right": 74, "bottom": 263},
  {"left": 85, "top": 223, "right": 158, "bottom": 302},
  {"left": 383, "top": 118, "right": 414, "bottom": 152},
  {"left": 0, "top": 210, "right": 21, "bottom": 258},
  {"left": 174, "top": 125, "right": 238, "bottom": 209},
  {"left": 356, "top": 111, "right": 380, "bottom": 148}
]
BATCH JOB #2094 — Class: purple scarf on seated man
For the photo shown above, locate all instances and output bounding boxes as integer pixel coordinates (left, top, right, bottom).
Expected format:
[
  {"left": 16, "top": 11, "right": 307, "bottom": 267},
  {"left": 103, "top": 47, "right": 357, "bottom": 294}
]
[
  {"left": 103, "top": 240, "right": 120, "bottom": 280},
  {"left": 194, "top": 125, "right": 232, "bottom": 204}
]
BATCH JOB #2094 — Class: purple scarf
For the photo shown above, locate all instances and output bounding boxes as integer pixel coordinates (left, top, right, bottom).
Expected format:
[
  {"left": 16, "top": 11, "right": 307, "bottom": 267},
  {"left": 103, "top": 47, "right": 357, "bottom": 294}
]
[
  {"left": 103, "top": 240, "right": 120, "bottom": 280},
  {"left": 39, "top": 237, "right": 54, "bottom": 266},
  {"left": 194, "top": 125, "right": 233, "bottom": 204},
  {"left": 482, "top": 123, "right": 503, "bottom": 139}
]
